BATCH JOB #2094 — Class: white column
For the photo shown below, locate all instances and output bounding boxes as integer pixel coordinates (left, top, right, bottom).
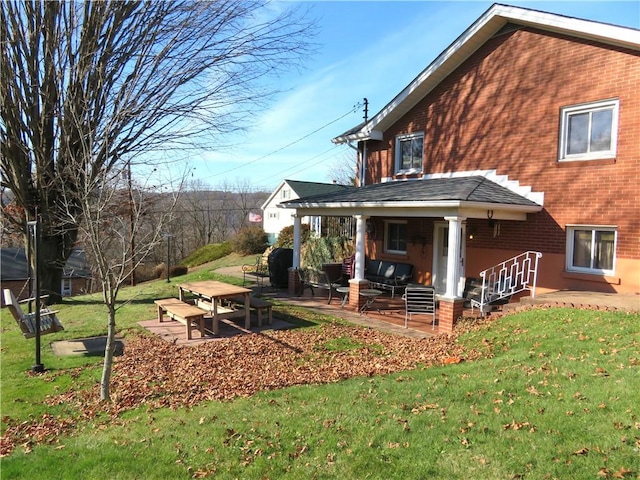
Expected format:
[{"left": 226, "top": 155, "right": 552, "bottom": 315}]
[
  {"left": 292, "top": 214, "right": 301, "bottom": 269},
  {"left": 353, "top": 215, "right": 368, "bottom": 281},
  {"left": 444, "top": 216, "right": 465, "bottom": 299}
]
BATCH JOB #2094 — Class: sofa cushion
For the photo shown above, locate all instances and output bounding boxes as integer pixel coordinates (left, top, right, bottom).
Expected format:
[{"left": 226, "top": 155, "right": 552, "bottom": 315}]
[
  {"left": 394, "top": 263, "right": 413, "bottom": 282},
  {"left": 380, "top": 262, "right": 396, "bottom": 279},
  {"left": 367, "top": 260, "right": 382, "bottom": 276}
]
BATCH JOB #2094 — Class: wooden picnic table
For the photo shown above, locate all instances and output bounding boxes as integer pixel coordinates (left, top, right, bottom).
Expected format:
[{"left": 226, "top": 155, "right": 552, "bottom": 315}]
[{"left": 178, "top": 280, "right": 251, "bottom": 335}]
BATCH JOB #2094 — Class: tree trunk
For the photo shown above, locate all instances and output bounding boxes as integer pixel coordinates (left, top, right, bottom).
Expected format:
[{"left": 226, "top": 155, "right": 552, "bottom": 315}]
[
  {"left": 100, "top": 304, "right": 117, "bottom": 402},
  {"left": 30, "top": 229, "right": 77, "bottom": 305}
]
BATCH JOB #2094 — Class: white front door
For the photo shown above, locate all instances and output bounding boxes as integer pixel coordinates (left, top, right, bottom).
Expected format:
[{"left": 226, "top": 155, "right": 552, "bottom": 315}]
[{"left": 432, "top": 222, "right": 466, "bottom": 296}]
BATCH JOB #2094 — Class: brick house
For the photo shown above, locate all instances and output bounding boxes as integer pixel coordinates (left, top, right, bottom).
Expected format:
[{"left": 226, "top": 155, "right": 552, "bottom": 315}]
[
  {"left": 1, "top": 247, "right": 92, "bottom": 305},
  {"left": 280, "top": 4, "right": 640, "bottom": 331}
]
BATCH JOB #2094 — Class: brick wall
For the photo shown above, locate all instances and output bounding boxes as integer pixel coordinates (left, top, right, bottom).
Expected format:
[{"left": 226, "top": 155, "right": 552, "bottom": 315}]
[{"left": 363, "top": 27, "right": 640, "bottom": 291}]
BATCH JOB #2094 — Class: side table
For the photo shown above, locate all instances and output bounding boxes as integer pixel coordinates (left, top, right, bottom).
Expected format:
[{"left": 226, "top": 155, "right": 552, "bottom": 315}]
[{"left": 359, "top": 288, "right": 382, "bottom": 314}]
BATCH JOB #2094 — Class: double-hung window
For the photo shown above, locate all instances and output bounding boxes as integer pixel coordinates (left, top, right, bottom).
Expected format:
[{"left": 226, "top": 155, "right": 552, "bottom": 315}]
[
  {"left": 566, "top": 225, "right": 616, "bottom": 275},
  {"left": 385, "top": 221, "right": 407, "bottom": 254},
  {"left": 559, "top": 99, "right": 619, "bottom": 161},
  {"left": 395, "top": 133, "right": 424, "bottom": 174}
]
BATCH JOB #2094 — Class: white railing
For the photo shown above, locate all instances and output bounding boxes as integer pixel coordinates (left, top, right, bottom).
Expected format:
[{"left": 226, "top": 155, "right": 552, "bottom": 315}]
[{"left": 472, "top": 251, "right": 542, "bottom": 316}]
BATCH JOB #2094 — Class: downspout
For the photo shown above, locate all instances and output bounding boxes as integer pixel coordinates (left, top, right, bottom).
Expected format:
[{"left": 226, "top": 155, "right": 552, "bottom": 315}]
[{"left": 347, "top": 140, "right": 366, "bottom": 187}]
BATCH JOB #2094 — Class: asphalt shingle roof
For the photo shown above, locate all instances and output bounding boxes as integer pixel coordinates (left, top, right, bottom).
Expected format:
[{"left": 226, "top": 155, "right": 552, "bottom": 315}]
[
  {"left": 1, "top": 248, "right": 91, "bottom": 281},
  {"left": 285, "top": 180, "right": 352, "bottom": 198},
  {"left": 283, "top": 177, "right": 539, "bottom": 207}
]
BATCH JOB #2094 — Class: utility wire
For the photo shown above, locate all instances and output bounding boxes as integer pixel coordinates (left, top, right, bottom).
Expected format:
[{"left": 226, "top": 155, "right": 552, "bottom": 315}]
[
  {"left": 207, "top": 103, "right": 362, "bottom": 178},
  {"left": 258, "top": 144, "right": 344, "bottom": 185}
]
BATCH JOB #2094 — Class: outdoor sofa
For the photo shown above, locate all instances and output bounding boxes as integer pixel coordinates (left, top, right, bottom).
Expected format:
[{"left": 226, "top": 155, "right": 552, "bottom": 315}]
[{"left": 364, "top": 259, "right": 414, "bottom": 297}]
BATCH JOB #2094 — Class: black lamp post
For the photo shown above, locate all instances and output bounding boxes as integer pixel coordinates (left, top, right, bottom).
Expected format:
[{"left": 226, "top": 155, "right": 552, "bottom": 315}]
[
  {"left": 165, "top": 234, "right": 173, "bottom": 283},
  {"left": 27, "top": 217, "right": 44, "bottom": 373}
]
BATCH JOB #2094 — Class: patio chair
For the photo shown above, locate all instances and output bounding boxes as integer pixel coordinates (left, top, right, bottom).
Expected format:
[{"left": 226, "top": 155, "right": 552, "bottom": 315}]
[
  {"left": 3, "top": 288, "right": 64, "bottom": 339},
  {"left": 403, "top": 285, "right": 437, "bottom": 329},
  {"left": 296, "top": 268, "right": 315, "bottom": 297}
]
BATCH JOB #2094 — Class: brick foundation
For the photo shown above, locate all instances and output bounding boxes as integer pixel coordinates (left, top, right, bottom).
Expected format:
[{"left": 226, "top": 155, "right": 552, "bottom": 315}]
[
  {"left": 348, "top": 279, "right": 371, "bottom": 311},
  {"left": 288, "top": 268, "right": 300, "bottom": 296},
  {"left": 438, "top": 298, "right": 465, "bottom": 333}
]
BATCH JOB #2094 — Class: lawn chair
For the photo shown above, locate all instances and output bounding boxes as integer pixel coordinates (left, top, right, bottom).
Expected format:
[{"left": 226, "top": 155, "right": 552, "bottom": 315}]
[
  {"left": 296, "top": 268, "right": 315, "bottom": 297},
  {"left": 403, "top": 285, "right": 437, "bottom": 329},
  {"left": 2, "top": 289, "right": 64, "bottom": 339},
  {"left": 241, "top": 255, "right": 269, "bottom": 289}
]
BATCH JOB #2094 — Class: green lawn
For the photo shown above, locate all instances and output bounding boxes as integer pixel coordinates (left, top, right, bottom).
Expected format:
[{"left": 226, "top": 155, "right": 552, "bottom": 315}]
[{"left": 1, "top": 261, "right": 638, "bottom": 479}]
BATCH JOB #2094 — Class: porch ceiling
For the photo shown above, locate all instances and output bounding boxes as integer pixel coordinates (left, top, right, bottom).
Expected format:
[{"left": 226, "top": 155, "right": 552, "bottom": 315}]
[{"left": 279, "top": 176, "right": 543, "bottom": 220}]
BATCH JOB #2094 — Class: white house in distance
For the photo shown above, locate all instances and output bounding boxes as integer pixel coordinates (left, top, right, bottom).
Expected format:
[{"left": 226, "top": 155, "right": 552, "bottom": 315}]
[{"left": 261, "top": 180, "right": 352, "bottom": 244}]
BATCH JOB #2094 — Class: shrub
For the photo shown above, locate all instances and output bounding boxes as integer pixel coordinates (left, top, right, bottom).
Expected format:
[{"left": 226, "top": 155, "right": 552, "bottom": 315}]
[
  {"left": 169, "top": 265, "right": 188, "bottom": 277},
  {"left": 152, "top": 263, "right": 166, "bottom": 279},
  {"left": 181, "top": 242, "right": 232, "bottom": 267},
  {"left": 153, "top": 263, "right": 189, "bottom": 279},
  {"left": 302, "top": 236, "right": 353, "bottom": 269},
  {"left": 135, "top": 264, "right": 160, "bottom": 283},
  {"left": 276, "top": 224, "right": 310, "bottom": 248},
  {"left": 232, "top": 225, "right": 268, "bottom": 255}
]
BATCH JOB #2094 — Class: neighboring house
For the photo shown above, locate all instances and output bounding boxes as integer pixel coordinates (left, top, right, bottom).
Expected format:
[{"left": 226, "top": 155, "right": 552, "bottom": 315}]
[
  {"left": 280, "top": 4, "right": 640, "bottom": 331},
  {"left": 1, "top": 247, "right": 93, "bottom": 303},
  {"left": 262, "top": 179, "right": 354, "bottom": 244}
]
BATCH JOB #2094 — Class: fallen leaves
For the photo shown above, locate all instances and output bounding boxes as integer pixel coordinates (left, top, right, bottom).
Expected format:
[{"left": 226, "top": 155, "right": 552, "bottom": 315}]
[
  {"left": 1, "top": 322, "right": 477, "bottom": 456},
  {"left": 597, "top": 466, "right": 635, "bottom": 478}
]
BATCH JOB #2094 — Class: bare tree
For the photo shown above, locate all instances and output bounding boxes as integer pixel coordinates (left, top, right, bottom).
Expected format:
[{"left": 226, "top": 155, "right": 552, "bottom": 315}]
[
  {"left": 329, "top": 150, "right": 358, "bottom": 186},
  {"left": 221, "top": 178, "right": 269, "bottom": 233},
  {"left": 1, "top": 0, "right": 314, "bottom": 303},
  {"left": 58, "top": 154, "right": 180, "bottom": 400}
]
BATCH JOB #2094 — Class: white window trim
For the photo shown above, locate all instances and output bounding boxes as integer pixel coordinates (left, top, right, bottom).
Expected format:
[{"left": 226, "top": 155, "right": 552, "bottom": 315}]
[
  {"left": 565, "top": 224, "right": 617, "bottom": 276},
  {"left": 61, "top": 278, "right": 72, "bottom": 296},
  {"left": 384, "top": 220, "right": 408, "bottom": 255},
  {"left": 394, "top": 132, "right": 424, "bottom": 174},
  {"left": 559, "top": 99, "right": 619, "bottom": 162}
]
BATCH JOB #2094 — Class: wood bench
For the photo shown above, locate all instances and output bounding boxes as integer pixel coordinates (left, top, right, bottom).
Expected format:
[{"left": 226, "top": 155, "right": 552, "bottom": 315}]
[
  {"left": 3, "top": 288, "right": 64, "bottom": 339},
  {"left": 154, "top": 298, "right": 206, "bottom": 340},
  {"left": 227, "top": 296, "right": 273, "bottom": 326}
]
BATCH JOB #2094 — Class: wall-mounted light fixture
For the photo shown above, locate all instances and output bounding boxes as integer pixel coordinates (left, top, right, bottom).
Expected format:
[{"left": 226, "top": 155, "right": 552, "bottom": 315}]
[
  {"left": 467, "top": 226, "right": 477, "bottom": 240},
  {"left": 487, "top": 210, "right": 494, "bottom": 228}
]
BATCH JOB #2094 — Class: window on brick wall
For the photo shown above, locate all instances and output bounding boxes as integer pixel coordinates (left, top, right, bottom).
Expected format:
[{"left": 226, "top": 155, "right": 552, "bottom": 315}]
[
  {"left": 559, "top": 99, "right": 619, "bottom": 161},
  {"left": 395, "top": 133, "right": 424, "bottom": 174},
  {"left": 384, "top": 220, "right": 407, "bottom": 254},
  {"left": 566, "top": 225, "right": 616, "bottom": 275}
]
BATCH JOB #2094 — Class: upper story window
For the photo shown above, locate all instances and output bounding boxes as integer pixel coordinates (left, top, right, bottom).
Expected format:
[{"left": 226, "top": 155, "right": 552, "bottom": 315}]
[
  {"left": 281, "top": 189, "right": 290, "bottom": 199},
  {"left": 395, "top": 133, "right": 424, "bottom": 174},
  {"left": 384, "top": 220, "right": 407, "bottom": 254},
  {"left": 566, "top": 225, "right": 616, "bottom": 276},
  {"left": 559, "top": 99, "right": 619, "bottom": 161}
]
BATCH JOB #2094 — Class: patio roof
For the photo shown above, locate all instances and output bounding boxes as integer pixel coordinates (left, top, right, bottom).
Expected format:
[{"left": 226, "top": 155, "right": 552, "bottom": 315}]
[{"left": 279, "top": 176, "right": 542, "bottom": 220}]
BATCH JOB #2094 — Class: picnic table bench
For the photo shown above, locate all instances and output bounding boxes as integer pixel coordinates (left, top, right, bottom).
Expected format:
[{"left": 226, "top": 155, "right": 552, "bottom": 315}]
[
  {"left": 154, "top": 298, "right": 206, "bottom": 340},
  {"left": 226, "top": 296, "right": 273, "bottom": 326}
]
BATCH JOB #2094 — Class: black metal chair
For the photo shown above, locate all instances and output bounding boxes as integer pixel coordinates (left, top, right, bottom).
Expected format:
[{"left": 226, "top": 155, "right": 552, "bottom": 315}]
[{"left": 296, "top": 268, "right": 315, "bottom": 297}]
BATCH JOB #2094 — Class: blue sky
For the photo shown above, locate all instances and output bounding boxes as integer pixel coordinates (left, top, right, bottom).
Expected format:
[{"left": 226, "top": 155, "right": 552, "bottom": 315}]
[{"left": 189, "top": 0, "right": 640, "bottom": 192}]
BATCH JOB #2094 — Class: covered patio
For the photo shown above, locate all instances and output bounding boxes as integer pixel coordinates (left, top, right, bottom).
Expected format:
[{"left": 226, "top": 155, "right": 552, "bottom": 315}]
[{"left": 279, "top": 174, "right": 543, "bottom": 333}]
